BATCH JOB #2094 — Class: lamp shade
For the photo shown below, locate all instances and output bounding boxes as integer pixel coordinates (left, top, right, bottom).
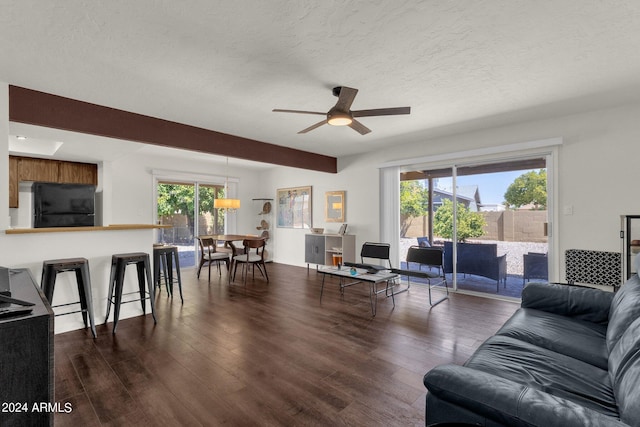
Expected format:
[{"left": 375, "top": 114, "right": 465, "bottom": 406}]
[{"left": 214, "top": 198, "right": 241, "bottom": 209}]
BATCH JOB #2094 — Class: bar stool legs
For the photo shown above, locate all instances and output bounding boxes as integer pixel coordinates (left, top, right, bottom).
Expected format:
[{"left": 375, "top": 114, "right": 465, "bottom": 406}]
[
  {"left": 153, "top": 245, "right": 183, "bottom": 303},
  {"left": 41, "top": 258, "right": 97, "bottom": 338},
  {"left": 105, "top": 252, "right": 157, "bottom": 334}
]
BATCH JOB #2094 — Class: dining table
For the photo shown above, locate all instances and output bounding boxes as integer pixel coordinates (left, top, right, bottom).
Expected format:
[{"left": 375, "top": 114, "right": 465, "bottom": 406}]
[
  {"left": 210, "top": 234, "right": 263, "bottom": 255},
  {"left": 209, "top": 234, "right": 265, "bottom": 283}
]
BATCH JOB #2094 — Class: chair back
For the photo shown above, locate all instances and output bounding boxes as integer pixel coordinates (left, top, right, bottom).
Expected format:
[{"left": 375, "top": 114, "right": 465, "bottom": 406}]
[
  {"left": 406, "top": 245, "right": 443, "bottom": 268},
  {"left": 243, "top": 238, "right": 266, "bottom": 259},
  {"left": 198, "top": 236, "right": 216, "bottom": 257},
  {"left": 361, "top": 242, "right": 392, "bottom": 268}
]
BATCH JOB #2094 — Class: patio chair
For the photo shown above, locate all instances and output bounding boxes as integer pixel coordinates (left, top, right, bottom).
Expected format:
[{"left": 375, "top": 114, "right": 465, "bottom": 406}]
[
  {"left": 523, "top": 252, "right": 548, "bottom": 285},
  {"left": 417, "top": 236, "right": 431, "bottom": 247}
]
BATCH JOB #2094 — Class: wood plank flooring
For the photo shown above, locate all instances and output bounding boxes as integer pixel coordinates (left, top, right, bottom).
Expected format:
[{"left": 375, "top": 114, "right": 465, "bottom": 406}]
[{"left": 53, "top": 262, "right": 519, "bottom": 426}]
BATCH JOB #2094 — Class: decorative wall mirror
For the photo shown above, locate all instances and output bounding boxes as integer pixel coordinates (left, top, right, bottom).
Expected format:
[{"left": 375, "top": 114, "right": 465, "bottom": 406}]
[{"left": 325, "top": 191, "right": 345, "bottom": 222}]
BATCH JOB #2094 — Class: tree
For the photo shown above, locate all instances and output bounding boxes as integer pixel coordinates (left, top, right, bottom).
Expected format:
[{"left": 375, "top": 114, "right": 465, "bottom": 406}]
[
  {"left": 157, "top": 184, "right": 222, "bottom": 236},
  {"left": 433, "top": 199, "right": 486, "bottom": 242},
  {"left": 400, "top": 181, "right": 429, "bottom": 217},
  {"left": 504, "top": 169, "right": 547, "bottom": 210},
  {"left": 400, "top": 180, "right": 429, "bottom": 236}
]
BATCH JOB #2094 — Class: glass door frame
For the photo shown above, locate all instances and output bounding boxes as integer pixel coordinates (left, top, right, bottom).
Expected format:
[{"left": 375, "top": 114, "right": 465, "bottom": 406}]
[
  {"left": 153, "top": 172, "right": 239, "bottom": 267},
  {"left": 391, "top": 143, "right": 559, "bottom": 294}
]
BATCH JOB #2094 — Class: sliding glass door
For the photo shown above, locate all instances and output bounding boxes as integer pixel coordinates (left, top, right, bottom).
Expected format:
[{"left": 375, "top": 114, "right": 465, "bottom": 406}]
[
  {"left": 156, "top": 181, "right": 225, "bottom": 268},
  {"left": 400, "top": 157, "right": 549, "bottom": 299}
]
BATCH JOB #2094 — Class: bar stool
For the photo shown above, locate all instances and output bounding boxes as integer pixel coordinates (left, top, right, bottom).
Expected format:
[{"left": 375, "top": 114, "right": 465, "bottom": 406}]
[
  {"left": 105, "top": 252, "right": 157, "bottom": 334},
  {"left": 41, "top": 258, "right": 97, "bottom": 338},
  {"left": 153, "top": 244, "right": 183, "bottom": 303}
]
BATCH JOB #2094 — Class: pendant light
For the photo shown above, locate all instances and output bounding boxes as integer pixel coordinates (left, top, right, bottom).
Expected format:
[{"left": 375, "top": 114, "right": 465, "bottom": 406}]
[{"left": 214, "top": 157, "right": 241, "bottom": 211}]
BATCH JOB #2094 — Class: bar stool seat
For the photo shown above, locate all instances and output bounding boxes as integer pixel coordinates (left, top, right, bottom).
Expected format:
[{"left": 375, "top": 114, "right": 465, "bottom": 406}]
[
  {"left": 105, "top": 252, "right": 157, "bottom": 334},
  {"left": 41, "top": 257, "right": 97, "bottom": 338},
  {"left": 153, "top": 245, "right": 183, "bottom": 303}
]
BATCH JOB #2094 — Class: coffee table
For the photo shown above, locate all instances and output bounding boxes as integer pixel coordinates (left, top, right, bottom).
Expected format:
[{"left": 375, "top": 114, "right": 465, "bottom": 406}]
[{"left": 318, "top": 266, "right": 398, "bottom": 316}]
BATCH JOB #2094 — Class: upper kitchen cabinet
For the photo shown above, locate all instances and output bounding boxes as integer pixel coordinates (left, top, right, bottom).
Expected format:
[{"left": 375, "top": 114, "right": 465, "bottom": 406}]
[
  {"left": 9, "top": 156, "right": 98, "bottom": 208},
  {"left": 9, "top": 156, "right": 18, "bottom": 208},
  {"left": 18, "top": 157, "right": 58, "bottom": 182},
  {"left": 57, "top": 161, "right": 98, "bottom": 184}
]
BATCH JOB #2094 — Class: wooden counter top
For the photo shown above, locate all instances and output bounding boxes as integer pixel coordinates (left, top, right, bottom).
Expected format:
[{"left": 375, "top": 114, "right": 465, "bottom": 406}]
[{"left": 5, "top": 224, "right": 172, "bottom": 234}]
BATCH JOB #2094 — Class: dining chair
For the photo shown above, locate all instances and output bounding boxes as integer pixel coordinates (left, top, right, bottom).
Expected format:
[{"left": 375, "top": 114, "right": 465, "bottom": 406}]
[
  {"left": 196, "top": 236, "right": 230, "bottom": 281},
  {"left": 232, "top": 238, "right": 269, "bottom": 285}
]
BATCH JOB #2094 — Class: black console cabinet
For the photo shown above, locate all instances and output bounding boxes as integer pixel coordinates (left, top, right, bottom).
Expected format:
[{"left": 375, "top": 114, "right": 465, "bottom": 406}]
[{"left": 0, "top": 269, "right": 54, "bottom": 427}]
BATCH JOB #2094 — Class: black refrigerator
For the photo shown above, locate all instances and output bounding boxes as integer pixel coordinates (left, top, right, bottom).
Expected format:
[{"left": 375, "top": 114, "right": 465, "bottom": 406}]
[{"left": 33, "top": 182, "right": 96, "bottom": 228}]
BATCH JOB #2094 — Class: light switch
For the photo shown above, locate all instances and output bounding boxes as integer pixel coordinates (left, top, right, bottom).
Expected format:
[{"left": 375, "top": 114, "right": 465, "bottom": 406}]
[{"left": 563, "top": 205, "right": 574, "bottom": 215}]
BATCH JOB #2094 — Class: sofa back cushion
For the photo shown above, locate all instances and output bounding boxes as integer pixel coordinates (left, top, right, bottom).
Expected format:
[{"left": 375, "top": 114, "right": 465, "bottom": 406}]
[
  {"left": 443, "top": 242, "right": 498, "bottom": 273},
  {"left": 607, "top": 274, "right": 640, "bottom": 352},
  {"left": 609, "top": 316, "right": 640, "bottom": 424}
]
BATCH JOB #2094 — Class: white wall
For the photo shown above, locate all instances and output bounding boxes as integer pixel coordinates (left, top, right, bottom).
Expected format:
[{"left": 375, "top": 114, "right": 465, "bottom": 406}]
[
  {"left": 262, "top": 101, "right": 640, "bottom": 282},
  {"left": 261, "top": 154, "right": 382, "bottom": 267},
  {"left": 108, "top": 151, "right": 263, "bottom": 230}
]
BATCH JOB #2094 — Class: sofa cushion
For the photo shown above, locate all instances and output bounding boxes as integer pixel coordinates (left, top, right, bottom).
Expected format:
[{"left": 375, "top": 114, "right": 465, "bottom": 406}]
[
  {"left": 607, "top": 274, "right": 640, "bottom": 352},
  {"left": 495, "top": 308, "right": 608, "bottom": 369},
  {"left": 465, "top": 335, "right": 618, "bottom": 418},
  {"left": 425, "top": 365, "right": 629, "bottom": 427},
  {"left": 521, "top": 282, "right": 613, "bottom": 324},
  {"left": 609, "top": 317, "right": 640, "bottom": 424}
]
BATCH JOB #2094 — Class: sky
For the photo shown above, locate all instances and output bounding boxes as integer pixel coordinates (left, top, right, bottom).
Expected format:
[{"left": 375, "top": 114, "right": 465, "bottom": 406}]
[{"left": 436, "top": 170, "right": 535, "bottom": 205}]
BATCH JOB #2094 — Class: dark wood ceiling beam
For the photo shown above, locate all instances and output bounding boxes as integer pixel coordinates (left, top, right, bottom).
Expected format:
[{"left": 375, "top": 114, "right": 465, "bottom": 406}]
[{"left": 8, "top": 85, "right": 337, "bottom": 173}]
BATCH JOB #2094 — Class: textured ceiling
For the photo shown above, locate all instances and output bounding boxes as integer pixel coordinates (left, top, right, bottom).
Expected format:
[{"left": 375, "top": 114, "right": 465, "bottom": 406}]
[{"left": 2, "top": 1, "right": 640, "bottom": 164}]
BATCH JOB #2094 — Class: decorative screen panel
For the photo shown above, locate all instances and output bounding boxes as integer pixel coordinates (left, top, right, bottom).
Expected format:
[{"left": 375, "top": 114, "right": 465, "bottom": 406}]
[{"left": 565, "top": 249, "right": 622, "bottom": 289}]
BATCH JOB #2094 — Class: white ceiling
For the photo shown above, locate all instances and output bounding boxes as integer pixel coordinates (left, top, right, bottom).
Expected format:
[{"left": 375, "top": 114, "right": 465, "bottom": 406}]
[{"left": 2, "top": 1, "right": 640, "bottom": 167}]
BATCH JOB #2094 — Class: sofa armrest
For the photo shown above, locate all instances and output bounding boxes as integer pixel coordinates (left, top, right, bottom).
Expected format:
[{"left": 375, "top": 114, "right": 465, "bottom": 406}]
[
  {"left": 424, "top": 365, "right": 628, "bottom": 427},
  {"left": 521, "top": 282, "right": 613, "bottom": 324}
]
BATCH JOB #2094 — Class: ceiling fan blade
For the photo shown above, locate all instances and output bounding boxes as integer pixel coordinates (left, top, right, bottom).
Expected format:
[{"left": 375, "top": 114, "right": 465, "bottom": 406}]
[
  {"left": 348, "top": 119, "right": 371, "bottom": 135},
  {"left": 352, "top": 107, "right": 411, "bottom": 117},
  {"left": 272, "top": 109, "right": 326, "bottom": 115},
  {"left": 298, "top": 120, "right": 327, "bottom": 134},
  {"left": 334, "top": 87, "right": 358, "bottom": 111}
]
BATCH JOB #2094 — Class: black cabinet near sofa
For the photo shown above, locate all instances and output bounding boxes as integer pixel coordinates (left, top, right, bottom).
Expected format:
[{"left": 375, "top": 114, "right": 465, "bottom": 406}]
[
  {"left": 621, "top": 215, "right": 640, "bottom": 281},
  {"left": 0, "top": 269, "right": 54, "bottom": 427}
]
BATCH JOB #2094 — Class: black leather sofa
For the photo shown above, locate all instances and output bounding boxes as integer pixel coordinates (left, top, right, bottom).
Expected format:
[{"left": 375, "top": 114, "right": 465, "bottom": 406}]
[
  {"left": 423, "top": 270, "right": 640, "bottom": 426},
  {"left": 443, "top": 241, "right": 507, "bottom": 290}
]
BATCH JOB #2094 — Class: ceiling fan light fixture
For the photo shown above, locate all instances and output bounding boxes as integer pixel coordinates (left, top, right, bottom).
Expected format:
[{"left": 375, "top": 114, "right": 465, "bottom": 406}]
[{"left": 327, "top": 112, "right": 352, "bottom": 126}]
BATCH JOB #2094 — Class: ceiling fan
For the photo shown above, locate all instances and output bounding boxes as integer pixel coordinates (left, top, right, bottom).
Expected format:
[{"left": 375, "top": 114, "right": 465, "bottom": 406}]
[{"left": 272, "top": 86, "right": 410, "bottom": 135}]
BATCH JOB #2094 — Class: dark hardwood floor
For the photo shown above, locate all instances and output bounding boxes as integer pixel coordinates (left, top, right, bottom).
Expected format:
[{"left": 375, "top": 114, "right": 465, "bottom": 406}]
[{"left": 53, "top": 262, "right": 519, "bottom": 426}]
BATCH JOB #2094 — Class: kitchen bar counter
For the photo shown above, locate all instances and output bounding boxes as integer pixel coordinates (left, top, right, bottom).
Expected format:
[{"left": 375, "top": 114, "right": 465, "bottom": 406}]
[
  {"left": 1, "top": 224, "right": 170, "bottom": 334},
  {"left": 5, "top": 223, "right": 171, "bottom": 234}
]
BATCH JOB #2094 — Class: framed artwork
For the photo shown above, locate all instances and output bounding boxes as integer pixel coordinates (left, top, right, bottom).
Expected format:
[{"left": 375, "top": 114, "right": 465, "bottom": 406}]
[
  {"left": 325, "top": 191, "right": 345, "bottom": 222},
  {"left": 277, "top": 186, "right": 312, "bottom": 228}
]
